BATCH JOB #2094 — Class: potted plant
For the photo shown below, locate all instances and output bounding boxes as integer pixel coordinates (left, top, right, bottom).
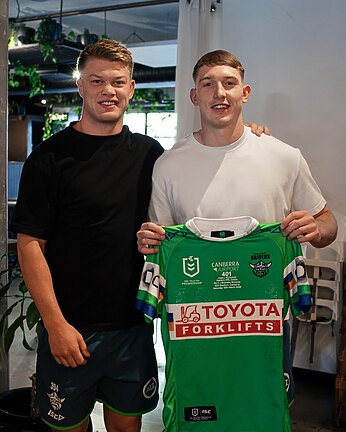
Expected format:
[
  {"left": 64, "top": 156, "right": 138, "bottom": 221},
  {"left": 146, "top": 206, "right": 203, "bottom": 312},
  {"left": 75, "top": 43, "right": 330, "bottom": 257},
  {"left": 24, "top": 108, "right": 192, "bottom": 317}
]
[
  {"left": 0, "top": 254, "right": 93, "bottom": 431},
  {"left": 0, "top": 253, "right": 46, "bottom": 431},
  {"left": 8, "top": 22, "right": 36, "bottom": 47},
  {"left": 8, "top": 60, "right": 45, "bottom": 98},
  {"left": 77, "top": 28, "right": 99, "bottom": 46},
  {"left": 8, "top": 27, "right": 46, "bottom": 99},
  {"left": 35, "top": 16, "right": 62, "bottom": 63},
  {"left": 62, "top": 30, "right": 77, "bottom": 43},
  {"left": 0, "top": 254, "right": 40, "bottom": 353}
]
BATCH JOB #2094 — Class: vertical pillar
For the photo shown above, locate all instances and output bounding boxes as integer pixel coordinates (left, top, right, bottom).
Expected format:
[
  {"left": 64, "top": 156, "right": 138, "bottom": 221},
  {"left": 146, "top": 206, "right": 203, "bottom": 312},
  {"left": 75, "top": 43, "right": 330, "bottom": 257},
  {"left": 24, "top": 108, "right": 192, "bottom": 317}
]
[{"left": 0, "top": 0, "right": 9, "bottom": 392}]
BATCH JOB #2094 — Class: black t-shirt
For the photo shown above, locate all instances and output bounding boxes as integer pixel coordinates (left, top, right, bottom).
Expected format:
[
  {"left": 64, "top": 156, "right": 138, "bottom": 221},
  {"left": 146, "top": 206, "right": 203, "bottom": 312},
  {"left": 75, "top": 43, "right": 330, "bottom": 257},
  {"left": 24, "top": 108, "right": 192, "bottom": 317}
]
[{"left": 11, "top": 124, "right": 164, "bottom": 331}]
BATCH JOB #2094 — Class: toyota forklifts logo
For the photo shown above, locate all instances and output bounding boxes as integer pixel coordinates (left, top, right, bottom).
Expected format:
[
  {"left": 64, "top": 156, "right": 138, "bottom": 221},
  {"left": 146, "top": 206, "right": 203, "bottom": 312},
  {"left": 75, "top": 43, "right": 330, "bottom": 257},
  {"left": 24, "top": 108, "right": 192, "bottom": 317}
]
[
  {"left": 183, "top": 256, "right": 200, "bottom": 277},
  {"left": 179, "top": 305, "right": 201, "bottom": 323}
]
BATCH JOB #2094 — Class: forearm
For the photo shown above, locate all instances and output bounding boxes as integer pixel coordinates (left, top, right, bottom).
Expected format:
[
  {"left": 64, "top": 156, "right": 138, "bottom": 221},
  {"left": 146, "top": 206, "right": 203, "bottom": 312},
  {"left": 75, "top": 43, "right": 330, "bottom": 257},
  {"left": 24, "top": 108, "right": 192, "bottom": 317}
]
[
  {"left": 17, "top": 233, "right": 67, "bottom": 331},
  {"left": 310, "top": 207, "right": 338, "bottom": 248}
]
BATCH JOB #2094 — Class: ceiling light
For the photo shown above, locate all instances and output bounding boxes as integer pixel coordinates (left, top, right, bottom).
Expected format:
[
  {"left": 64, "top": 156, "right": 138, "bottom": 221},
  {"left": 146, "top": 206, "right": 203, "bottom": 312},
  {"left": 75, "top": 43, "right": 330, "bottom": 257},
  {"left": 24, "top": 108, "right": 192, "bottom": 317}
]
[{"left": 73, "top": 70, "right": 80, "bottom": 80}]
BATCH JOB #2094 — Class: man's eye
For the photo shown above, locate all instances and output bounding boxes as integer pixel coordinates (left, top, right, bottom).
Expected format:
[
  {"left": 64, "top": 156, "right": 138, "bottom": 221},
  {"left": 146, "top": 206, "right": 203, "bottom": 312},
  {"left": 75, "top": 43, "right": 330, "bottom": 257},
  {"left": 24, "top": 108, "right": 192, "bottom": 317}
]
[
  {"left": 91, "top": 79, "right": 102, "bottom": 84},
  {"left": 115, "top": 81, "right": 125, "bottom": 86}
]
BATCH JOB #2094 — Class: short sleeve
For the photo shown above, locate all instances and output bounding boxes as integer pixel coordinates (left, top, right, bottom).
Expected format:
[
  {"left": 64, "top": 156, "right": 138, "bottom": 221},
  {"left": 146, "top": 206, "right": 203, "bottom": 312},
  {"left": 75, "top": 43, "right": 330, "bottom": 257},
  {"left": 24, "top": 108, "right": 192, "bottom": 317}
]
[
  {"left": 283, "top": 241, "right": 312, "bottom": 316},
  {"left": 135, "top": 255, "right": 166, "bottom": 322},
  {"left": 10, "top": 149, "right": 58, "bottom": 239}
]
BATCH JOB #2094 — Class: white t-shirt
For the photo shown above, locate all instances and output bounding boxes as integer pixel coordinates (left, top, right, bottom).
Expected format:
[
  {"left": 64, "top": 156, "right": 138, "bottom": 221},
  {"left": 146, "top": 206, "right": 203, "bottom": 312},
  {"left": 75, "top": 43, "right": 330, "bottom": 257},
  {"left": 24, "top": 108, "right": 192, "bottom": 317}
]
[{"left": 149, "top": 127, "right": 326, "bottom": 225}]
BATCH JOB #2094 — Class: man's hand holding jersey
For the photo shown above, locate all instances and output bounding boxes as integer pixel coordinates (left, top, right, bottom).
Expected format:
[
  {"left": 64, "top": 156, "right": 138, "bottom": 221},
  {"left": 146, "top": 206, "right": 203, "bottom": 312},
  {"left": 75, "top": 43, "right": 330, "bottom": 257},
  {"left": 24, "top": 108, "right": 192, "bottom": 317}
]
[
  {"left": 137, "top": 207, "right": 337, "bottom": 255},
  {"left": 137, "top": 222, "right": 165, "bottom": 255}
]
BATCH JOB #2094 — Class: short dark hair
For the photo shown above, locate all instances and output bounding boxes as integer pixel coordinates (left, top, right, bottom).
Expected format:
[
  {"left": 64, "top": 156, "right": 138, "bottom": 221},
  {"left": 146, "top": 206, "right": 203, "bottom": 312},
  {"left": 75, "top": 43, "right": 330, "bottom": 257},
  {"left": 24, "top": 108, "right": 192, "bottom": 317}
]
[
  {"left": 76, "top": 39, "right": 134, "bottom": 77},
  {"left": 193, "top": 50, "right": 245, "bottom": 82}
]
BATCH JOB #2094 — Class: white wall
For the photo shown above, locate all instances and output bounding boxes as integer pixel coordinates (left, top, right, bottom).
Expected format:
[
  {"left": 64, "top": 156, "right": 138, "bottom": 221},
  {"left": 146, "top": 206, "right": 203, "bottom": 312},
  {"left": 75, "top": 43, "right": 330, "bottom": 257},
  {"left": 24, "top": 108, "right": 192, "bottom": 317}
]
[{"left": 221, "top": 0, "right": 346, "bottom": 242}]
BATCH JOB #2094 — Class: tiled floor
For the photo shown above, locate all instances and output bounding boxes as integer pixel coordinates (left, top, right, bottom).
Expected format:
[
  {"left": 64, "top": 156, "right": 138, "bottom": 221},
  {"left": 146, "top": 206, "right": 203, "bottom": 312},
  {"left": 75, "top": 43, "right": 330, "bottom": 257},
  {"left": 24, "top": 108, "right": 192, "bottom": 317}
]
[{"left": 5, "top": 284, "right": 346, "bottom": 432}]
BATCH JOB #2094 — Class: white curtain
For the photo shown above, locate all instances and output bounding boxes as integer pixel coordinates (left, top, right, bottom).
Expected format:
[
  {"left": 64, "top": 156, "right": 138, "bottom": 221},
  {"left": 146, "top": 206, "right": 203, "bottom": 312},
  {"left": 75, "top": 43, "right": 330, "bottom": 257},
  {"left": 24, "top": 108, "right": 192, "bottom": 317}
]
[{"left": 175, "top": 0, "right": 223, "bottom": 140}]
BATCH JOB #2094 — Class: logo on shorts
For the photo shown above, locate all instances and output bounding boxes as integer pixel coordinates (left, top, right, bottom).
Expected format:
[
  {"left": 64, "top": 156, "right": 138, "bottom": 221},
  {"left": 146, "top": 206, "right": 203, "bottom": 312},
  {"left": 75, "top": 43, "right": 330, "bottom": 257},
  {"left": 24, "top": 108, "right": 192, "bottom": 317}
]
[
  {"left": 143, "top": 377, "right": 158, "bottom": 399},
  {"left": 47, "top": 382, "right": 65, "bottom": 421},
  {"left": 284, "top": 372, "right": 290, "bottom": 392}
]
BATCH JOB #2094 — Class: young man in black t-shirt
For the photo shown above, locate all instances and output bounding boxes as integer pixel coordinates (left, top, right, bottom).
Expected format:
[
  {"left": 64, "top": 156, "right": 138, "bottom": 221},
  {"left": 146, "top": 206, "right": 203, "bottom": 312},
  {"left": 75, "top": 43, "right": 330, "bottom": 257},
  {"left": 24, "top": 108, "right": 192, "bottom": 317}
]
[{"left": 11, "top": 39, "right": 164, "bottom": 432}]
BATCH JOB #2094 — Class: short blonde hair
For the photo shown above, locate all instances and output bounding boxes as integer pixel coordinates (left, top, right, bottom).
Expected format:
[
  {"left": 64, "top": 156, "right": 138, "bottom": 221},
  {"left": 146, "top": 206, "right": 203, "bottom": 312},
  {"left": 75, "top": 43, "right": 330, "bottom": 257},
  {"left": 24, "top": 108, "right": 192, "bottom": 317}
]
[
  {"left": 76, "top": 39, "right": 134, "bottom": 77},
  {"left": 193, "top": 50, "right": 245, "bottom": 82}
]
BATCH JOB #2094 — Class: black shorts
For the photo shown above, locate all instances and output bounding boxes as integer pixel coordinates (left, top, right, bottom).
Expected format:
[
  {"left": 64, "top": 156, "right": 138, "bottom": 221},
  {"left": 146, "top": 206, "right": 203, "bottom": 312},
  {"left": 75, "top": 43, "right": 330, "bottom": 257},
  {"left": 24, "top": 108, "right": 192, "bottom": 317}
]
[{"left": 36, "top": 323, "right": 159, "bottom": 430}]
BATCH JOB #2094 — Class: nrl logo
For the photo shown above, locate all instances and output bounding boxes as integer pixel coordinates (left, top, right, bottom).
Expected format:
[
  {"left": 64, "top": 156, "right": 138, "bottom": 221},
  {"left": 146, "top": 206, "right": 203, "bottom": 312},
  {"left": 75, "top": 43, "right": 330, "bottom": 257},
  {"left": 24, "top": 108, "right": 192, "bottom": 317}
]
[
  {"left": 192, "top": 407, "right": 199, "bottom": 417},
  {"left": 249, "top": 260, "right": 272, "bottom": 278},
  {"left": 183, "top": 256, "right": 200, "bottom": 278}
]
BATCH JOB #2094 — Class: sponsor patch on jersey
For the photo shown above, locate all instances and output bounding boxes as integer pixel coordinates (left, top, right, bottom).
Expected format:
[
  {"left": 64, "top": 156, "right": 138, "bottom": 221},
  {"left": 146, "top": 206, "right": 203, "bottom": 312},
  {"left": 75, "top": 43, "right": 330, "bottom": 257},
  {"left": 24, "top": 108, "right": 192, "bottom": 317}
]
[
  {"left": 210, "top": 230, "right": 234, "bottom": 238},
  {"left": 166, "top": 299, "right": 284, "bottom": 339},
  {"left": 184, "top": 406, "right": 217, "bottom": 421}
]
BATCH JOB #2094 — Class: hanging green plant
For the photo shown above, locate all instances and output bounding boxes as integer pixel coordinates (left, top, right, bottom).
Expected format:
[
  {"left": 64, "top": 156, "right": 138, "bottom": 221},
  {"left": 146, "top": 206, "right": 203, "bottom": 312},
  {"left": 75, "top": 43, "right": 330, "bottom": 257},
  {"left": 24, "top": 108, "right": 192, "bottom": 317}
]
[
  {"left": 128, "top": 88, "right": 174, "bottom": 113},
  {"left": 8, "top": 22, "right": 17, "bottom": 48},
  {"left": 8, "top": 22, "right": 36, "bottom": 47},
  {"left": 77, "top": 28, "right": 99, "bottom": 46},
  {"left": 8, "top": 61, "right": 45, "bottom": 98},
  {"left": 66, "top": 30, "right": 76, "bottom": 42},
  {"left": 35, "top": 17, "right": 61, "bottom": 63},
  {"left": 43, "top": 111, "right": 69, "bottom": 140}
]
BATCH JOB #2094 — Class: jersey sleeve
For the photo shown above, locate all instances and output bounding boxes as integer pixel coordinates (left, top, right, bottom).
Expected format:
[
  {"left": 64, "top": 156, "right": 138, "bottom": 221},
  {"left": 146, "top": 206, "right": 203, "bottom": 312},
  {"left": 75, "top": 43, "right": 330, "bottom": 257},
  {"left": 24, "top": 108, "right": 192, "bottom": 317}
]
[
  {"left": 135, "top": 254, "right": 166, "bottom": 323},
  {"left": 283, "top": 240, "right": 312, "bottom": 316}
]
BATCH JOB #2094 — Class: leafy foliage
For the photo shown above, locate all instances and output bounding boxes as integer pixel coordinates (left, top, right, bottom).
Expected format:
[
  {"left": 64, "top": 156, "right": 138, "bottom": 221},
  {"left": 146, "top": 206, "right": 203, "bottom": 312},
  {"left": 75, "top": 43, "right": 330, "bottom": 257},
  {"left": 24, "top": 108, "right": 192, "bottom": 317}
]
[
  {"left": 42, "top": 93, "right": 82, "bottom": 139},
  {"left": 8, "top": 61, "right": 45, "bottom": 98},
  {"left": 128, "top": 88, "right": 174, "bottom": 112},
  {"left": 35, "top": 17, "right": 59, "bottom": 63},
  {"left": 0, "top": 254, "right": 41, "bottom": 353}
]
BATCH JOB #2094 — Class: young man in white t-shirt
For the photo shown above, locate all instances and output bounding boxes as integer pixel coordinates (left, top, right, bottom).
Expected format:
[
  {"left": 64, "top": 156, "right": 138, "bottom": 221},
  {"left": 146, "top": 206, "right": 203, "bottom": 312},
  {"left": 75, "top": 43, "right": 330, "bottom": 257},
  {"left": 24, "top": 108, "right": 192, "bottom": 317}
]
[
  {"left": 135, "top": 49, "right": 337, "bottom": 431},
  {"left": 137, "top": 49, "right": 337, "bottom": 249}
]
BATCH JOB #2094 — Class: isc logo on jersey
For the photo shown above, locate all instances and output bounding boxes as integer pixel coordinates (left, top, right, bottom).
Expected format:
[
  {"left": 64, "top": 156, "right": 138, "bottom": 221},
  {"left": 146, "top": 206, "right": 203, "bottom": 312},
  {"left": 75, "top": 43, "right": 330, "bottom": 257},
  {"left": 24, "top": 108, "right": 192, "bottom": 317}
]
[{"left": 166, "top": 299, "right": 284, "bottom": 340}]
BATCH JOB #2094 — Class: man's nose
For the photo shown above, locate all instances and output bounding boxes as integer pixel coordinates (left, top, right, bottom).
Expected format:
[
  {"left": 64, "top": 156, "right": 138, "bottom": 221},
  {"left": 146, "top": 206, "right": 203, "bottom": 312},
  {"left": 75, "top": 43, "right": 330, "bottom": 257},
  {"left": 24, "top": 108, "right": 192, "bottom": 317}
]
[
  {"left": 101, "top": 83, "right": 116, "bottom": 95},
  {"left": 214, "top": 82, "right": 226, "bottom": 98}
]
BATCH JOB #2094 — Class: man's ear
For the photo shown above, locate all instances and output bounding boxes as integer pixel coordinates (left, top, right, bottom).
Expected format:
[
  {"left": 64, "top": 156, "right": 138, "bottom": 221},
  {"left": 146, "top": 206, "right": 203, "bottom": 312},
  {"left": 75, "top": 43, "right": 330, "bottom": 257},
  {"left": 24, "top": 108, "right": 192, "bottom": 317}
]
[
  {"left": 129, "top": 79, "right": 135, "bottom": 100},
  {"left": 190, "top": 88, "right": 198, "bottom": 106},
  {"left": 242, "top": 84, "right": 251, "bottom": 104},
  {"left": 76, "top": 78, "right": 83, "bottom": 98}
]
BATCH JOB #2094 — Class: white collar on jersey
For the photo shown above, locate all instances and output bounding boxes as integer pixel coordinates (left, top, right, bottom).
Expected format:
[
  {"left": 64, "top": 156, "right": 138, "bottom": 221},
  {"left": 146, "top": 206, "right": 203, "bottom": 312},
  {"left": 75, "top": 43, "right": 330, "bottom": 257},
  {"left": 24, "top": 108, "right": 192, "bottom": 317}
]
[{"left": 185, "top": 216, "right": 259, "bottom": 242}]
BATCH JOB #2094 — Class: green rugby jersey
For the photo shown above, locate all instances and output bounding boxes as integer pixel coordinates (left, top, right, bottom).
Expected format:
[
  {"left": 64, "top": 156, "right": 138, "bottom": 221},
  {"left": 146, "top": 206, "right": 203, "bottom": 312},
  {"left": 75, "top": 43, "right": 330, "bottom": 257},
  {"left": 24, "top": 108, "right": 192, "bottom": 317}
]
[{"left": 136, "top": 217, "right": 311, "bottom": 432}]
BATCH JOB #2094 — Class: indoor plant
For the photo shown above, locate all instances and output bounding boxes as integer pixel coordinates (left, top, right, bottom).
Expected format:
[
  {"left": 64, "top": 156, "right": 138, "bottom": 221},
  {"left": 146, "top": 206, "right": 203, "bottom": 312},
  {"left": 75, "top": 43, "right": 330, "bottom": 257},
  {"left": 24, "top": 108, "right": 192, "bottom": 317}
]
[
  {"left": 0, "top": 253, "right": 46, "bottom": 431},
  {"left": 0, "top": 254, "right": 93, "bottom": 431},
  {"left": 0, "top": 253, "right": 40, "bottom": 354},
  {"left": 35, "top": 16, "right": 61, "bottom": 63},
  {"left": 77, "top": 28, "right": 99, "bottom": 46},
  {"left": 8, "top": 60, "right": 45, "bottom": 99},
  {"left": 8, "top": 22, "right": 35, "bottom": 47}
]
